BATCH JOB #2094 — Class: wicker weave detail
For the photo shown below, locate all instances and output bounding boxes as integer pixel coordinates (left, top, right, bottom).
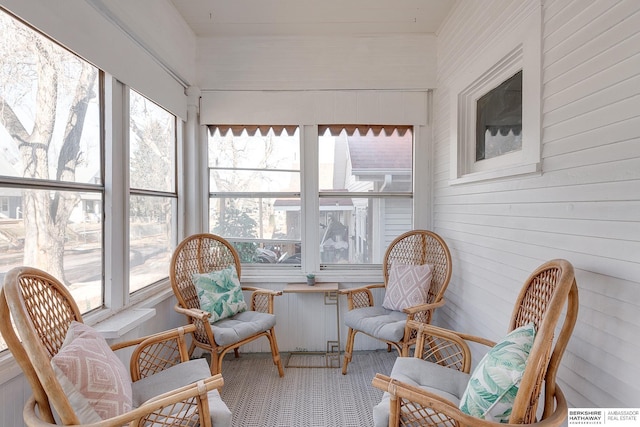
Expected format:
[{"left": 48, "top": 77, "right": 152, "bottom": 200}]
[
  {"left": 252, "top": 293, "right": 269, "bottom": 313},
  {"left": 419, "top": 336, "right": 466, "bottom": 371},
  {"left": 398, "top": 398, "right": 458, "bottom": 427},
  {"left": 141, "top": 397, "right": 200, "bottom": 427},
  {"left": 18, "top": 275, "right": 80, "bottom": 359},
  {"left": 514, "top": 267, "right": 559, "bottom": 330},
  {"left": 351, "top": 290, "right": 373, "bottom": 309},
  {"left": 136, "top": 339, "right": 182, "bottom": 380}
]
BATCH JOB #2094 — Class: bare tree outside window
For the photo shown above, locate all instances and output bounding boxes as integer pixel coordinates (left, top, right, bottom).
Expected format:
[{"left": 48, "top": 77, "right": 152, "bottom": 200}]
[
  {"left": 0, "top": 11, "right": 102, "bottom": 353},
  {"left": 129, "top": 90, "right": 177, "bottom": 292}
]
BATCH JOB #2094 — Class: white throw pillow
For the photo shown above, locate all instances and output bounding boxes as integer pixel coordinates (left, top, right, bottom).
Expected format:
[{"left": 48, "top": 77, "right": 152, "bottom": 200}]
[
  {"left": 51, "top": 321, "right": 133, "bottom": 423},
  {"left": 382, "top": 263, "right": 433, "bottom": 311}
]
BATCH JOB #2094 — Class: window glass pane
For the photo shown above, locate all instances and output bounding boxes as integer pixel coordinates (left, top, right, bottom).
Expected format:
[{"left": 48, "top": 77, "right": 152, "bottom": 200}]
[
  {"left": 319, "top": 127, "right": 413, "bottom": 265},
  {"left": 0, "top": 13, "right": 101, "bottom": 185},
  {"left": 209, "top": 128, "right": 300, "bottom": 173},
  {"left": 208, "top": 127, "right": 301, "bottom": 265},
  {"left": 476, "top": 70, "right": 522, "bottom": 161},
  {"left": 319, "top": 129, "right": 412, "bottom": 192},
  {"left": 210, "top": 170, "right": 300, "bottom": 193},
  {"left": 129, "top": 90, "right": 176, "bottom": 192},
  {"left": 0, "top": 187, "right": 103, "bottom": 310},
  {"left": 319, "top": 197, "right": 412, "bottom": 265},
  {"left": 129, "top": 195, "right": 175, "bottom": 292},
  {"left": 210, "top": 196, "right": 301, "bottom": 264}
]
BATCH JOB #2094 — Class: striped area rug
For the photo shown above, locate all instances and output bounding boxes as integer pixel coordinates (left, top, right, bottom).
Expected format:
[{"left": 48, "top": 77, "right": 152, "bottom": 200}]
[{"left": 219, "top": 350, "right": 397, "bottom": 427}]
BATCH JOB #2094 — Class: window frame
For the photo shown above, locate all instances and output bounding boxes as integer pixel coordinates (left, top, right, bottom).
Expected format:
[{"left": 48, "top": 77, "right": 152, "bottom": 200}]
[
  {"left": 450, "top": 5, "right": 541, "bottom": 185},
  {"left": 207, "top": 125, "right": 302, "bottom": 269},
  {"left": 206, "top": 124, "right": 416, "bottom": 278},
  {"left": 127, "top": 89, "right": 179, "bottom": 294}
]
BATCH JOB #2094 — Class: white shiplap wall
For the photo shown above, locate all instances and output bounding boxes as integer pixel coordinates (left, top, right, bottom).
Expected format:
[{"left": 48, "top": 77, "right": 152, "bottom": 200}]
[{"left": 433, "top": 0, "right": 640, "bottom": 408}]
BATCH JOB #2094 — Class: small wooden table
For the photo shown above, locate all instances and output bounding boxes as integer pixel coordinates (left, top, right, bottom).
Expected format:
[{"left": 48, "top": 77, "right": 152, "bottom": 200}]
[{"left": 282, "top": 282, "right": 340, "bottom": 368}]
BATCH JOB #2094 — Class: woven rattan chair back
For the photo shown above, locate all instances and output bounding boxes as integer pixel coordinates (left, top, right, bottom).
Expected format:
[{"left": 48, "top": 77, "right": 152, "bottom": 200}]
[
  {"left": 507, "top": 259, "right": 578, "bottom": 423},
  {"left": 383, "top": 230, "right": 452, "bottom": 312},
  {"left": 170, "top": 233, "right": 241, "bottom": 312},
  {"left": 0, "top": 267, "right": 85, "bottom": 424}
]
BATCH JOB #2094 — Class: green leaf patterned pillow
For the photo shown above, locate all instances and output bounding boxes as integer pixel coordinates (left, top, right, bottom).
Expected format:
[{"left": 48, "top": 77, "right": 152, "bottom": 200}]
[
  {"left": 459, "top": 322, "right": 536, "bottom": 423},
  {"left": 192, "top": 266, "right": 247, "bottom": 323}
]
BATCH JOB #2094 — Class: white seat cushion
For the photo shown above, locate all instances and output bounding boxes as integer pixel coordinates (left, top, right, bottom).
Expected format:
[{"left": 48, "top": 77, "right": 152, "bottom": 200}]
[
  {"left": 344, "top": 306, "right": 407, "bottom": 342},
  {"left": 211, "top": 310, "right": 276, "bottom": 346},
  {"left": 373, "top": 357, "right": 470, "bottom": 427},
  {"left": 131, "top": 358, "right": 232, "bottom": 427}
]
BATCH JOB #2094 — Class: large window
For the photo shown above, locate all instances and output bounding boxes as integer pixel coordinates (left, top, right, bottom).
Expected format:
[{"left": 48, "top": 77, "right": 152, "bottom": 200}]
[
  {"left": 129, "top": 90, "right": 177, "bottom": 292},
  {"left": 318, "top": 126, "right": 413, "bottom": 265},
  {"left": 207, "top": 124, "right": 413, "bottom": 271},
  {"left": 0, "top": 10, "right": 103, "bottom": 324},
  {"left": 0, "top": 10, "right": 182, "bottom": 353},
  {"left": 208, "top": 126, "right": 301, "bottom": 265}
]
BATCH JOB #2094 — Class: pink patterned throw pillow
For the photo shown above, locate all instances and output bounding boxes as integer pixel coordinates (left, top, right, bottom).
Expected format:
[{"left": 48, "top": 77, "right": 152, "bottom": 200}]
[
  {"left": 382, "top": 263, "right": 433, "bottom": 311},
  {"left": 51, "top": 321, "right": 133, "bottom": 423}
]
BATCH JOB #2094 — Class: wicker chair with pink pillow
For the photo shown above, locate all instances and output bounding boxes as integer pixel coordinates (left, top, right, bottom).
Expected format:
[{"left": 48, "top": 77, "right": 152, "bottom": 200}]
[
  {"left": 0, "top": 266, "right": 232, "bottom": 427},
  {"left": 339, "top": 229, "right": 452, "bottom": 374}
]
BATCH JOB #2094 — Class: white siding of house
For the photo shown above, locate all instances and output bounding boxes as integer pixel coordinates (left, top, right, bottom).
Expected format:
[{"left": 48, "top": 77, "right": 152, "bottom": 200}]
[{"left": 433, "top": 0, "right": 640, "bottom": 409}]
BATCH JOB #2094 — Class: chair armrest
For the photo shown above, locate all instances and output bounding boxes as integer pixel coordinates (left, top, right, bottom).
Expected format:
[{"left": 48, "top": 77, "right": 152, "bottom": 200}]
[
  {"left": 243, "top": 287, "right": 282, "bottom": 313},
  {"left": 173, "top": 303, "right": 211, "bottom": 322},
  {"left": 339, "top": 283, "right": 385, "bottom": 310},
  {"left": 371, "top": 373, "right": 569, "bottom": 427},
  {"left": 242, "top": 286, "right": 282, "bottom": 296},
  {"left": 455, "top": 332, "right": 496, "bottom": 349},
  {"left": 402, "top": 298, "right": 446, "bottom": 315},
  {"left": 23, "top": 374, "right": 225, "bottom": 427}
]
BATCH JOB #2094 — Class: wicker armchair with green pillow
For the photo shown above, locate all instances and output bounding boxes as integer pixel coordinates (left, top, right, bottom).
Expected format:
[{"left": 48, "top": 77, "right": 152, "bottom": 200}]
[
  {"left": 170, "top": 233, "right": 285, "bottom": 377},
  {"left": 372, "top": 259, "right": 579, "bottom": 427}
]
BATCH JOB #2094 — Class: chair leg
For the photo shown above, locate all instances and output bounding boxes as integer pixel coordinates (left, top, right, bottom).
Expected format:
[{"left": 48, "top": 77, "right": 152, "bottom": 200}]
[
  {"left": 387, "top": 343, "right": 392, "bottom": 353},
  {"left": 401, "top": 342, "right": 410, "bottom": 357},
  {"left": 342, "top": 328, "right": 356, "bottom": 375},
  {"left": 210, "top": 350, "right": 221, "bottom": 376},
  {"left": 234, "top": 348, "right": 240, "bottom": 358},
  {"left": 267, "top": 327, "right": 284, "bottom": 377}
]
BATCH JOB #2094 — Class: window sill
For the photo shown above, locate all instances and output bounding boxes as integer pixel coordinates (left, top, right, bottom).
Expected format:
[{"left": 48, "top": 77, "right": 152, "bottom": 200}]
[
  {"left": 450, "top": 162, "right": 540, "bottom": 185},
  {"left": 241, "top": 268, "right": 383, "bottom": 285},
  {"left": 92, "top": 308, "right": 156, "bottom": 339}
]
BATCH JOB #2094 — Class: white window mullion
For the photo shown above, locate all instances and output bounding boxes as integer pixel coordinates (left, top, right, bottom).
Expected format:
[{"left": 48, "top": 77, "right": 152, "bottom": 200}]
[
  {"left": 104, "top": 76, "right": 129, "bottom": 310},
  {"left": 301, "top": 124, "right": 319, "bottom": 275}
]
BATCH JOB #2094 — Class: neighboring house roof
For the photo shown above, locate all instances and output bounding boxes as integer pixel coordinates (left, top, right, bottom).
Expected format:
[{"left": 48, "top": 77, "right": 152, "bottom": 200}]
[{"left": 346, "top": 131, "right": 412, "bottom": 173}]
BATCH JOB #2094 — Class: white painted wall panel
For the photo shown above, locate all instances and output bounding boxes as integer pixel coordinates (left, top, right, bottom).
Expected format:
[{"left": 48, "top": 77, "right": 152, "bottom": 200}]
[
  {"left": 196, "top": 34, "right": 437, "bottom": 90},
  {"left": 200, "top": 90, "right": 428, "bottom": 126},
  {"left": 433, "top": 0, "right": 640, "bottom": 409}
]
